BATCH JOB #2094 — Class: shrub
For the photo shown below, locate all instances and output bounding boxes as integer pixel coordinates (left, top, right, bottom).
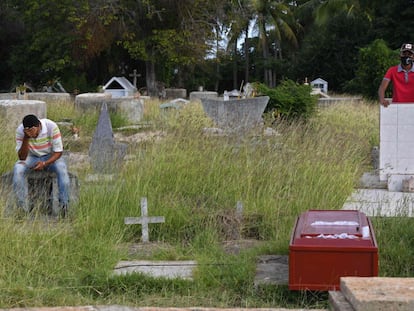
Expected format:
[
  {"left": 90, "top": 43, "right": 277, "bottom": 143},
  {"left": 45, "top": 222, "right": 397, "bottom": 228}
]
[{"left": 255, "top": 80, "right": 318, "bottom": 120}]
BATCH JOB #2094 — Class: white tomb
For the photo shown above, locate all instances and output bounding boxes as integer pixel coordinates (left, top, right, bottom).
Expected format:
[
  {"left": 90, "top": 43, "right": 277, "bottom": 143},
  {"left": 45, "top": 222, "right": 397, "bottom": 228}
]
[
  {"left": 310, "top": 77, "right": 328, "bottom": 94},
  {"left": 380, "top": 103, "right": 414, "bottom": 191},
  {"left": 103, "top": 76, "right": 137, "bottom": 98}
]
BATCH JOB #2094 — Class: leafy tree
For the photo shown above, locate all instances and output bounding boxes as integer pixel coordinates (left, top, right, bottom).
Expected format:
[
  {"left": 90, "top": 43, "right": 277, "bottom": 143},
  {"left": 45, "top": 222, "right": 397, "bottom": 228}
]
[
  {"left": 120, "top": 0, "right": 215, "bottom": 95},
  {"left": 344, "top": 39, "right": 398, "bottom": 99},
  {"left": 7, "top": 0, "right": 123, "bottom": 91},
  {"left": 294, "top": 11, "right": 372, "bottom": 92},
  {"left": 370, "top": 0, "right": 414, "bottom": 48},
  {"left": 0, "top": 0, "right": 24, "bottom": 90}
]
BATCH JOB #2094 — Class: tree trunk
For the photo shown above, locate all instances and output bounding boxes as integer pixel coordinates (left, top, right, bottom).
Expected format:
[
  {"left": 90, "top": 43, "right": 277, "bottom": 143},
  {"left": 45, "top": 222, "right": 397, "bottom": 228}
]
[
  {"left": 145, "top": 60, "right": 157, "bottom": 97},
  {"left": 244, "top": 26, "right": 250, "bottom": 84},
  {"left": 259, "top": 16, "right": 272, "bottom": 86},
  {"left": 214, "top": 24, "right": 220, "bottom": 92},
  {"left": 233, "top": 40, "right": 238, "bottom": 90}
]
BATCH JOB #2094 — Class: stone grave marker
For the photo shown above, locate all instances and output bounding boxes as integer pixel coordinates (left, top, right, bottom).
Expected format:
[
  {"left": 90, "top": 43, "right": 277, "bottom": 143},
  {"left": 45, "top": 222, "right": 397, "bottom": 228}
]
[
  {"left": 114, "top": 260, "right": 197, "bottom": 280},
  {"left": 88, "top": 103, "right": 127, "bottom": 174},
  {"left": 124, "top": 197, "right": 165, "bottom": 242},
  {"left": 0, "top": 99, "right": 46, "bottom": 130},
  {"left": 200, "top": 96, "right": 269, "bottom": 133}
]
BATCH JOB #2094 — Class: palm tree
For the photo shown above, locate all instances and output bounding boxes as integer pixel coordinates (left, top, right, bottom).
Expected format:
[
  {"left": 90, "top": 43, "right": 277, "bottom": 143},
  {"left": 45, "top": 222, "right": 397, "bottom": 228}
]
[
  {"left": 226, "top": 0, "right": 255, "bottom": 88},
  {"left": 250, "top": 0, "right": 301, "bottom": 87},
  {"left": 298, "top": 0, "right": 372, "bottom": 26}
]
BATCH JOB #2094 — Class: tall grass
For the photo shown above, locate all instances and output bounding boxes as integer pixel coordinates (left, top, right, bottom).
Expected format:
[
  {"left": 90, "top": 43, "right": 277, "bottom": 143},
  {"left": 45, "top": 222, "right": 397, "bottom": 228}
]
[{"left": 0, "top": 99, "right": 412, "bottom": 309}]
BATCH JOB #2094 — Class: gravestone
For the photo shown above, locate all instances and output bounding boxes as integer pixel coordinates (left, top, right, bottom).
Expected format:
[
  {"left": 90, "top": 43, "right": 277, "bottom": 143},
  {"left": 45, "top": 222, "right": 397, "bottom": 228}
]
[
  {"left": 165, "top": 88, "right": 187, "bottom": 99},
  {"left": 189, "top": 91, "right": 218, "bottom": 102},
  {"left": 88, "top": 103, "right": 127, "bottom": 174},
  {"left": 124, "top": 197, "right": 165, "bottom": 242},
  {"left": 0, "top": 100, "right": 46, "bottom": 130},
  {"left": 75, "top": 93, "right": 144, "bottom": 123},
  {"left": 103, "top": 76, "right": 137, "bottom": 98},
  {"left": 200, "top": 96, "right": 269, "bottom": 132},
  {"left": 26, "top": 92, "right": 72, "bottom": 104},
  {"left": 75, "top": 92, "right": 112, "bottom": 111}
]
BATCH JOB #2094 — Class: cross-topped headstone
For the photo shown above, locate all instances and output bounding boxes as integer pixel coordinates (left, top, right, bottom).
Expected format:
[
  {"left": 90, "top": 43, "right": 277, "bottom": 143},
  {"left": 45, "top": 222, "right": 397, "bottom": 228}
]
[
  {"left": 129, "top": 69, "right": 141, "bottom": 88},
  {"left": 124, "top": 197, "right": 165, "bottom": 242}
]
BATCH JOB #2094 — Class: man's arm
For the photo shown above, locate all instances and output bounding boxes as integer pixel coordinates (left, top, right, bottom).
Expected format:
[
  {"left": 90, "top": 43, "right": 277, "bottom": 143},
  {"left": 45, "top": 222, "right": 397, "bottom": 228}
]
[
  {"left": 17, "top": 127, "right": 36, "bottom": 160},
  {"left": 378, "top": 78, "right": 391, "bottom": 107}
]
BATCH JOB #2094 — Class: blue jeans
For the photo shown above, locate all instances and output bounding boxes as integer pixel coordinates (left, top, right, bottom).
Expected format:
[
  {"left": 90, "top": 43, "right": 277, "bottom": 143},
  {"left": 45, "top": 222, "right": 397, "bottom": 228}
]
[{"left": 13, "top": 155, "right": 70, "bottom": 212}]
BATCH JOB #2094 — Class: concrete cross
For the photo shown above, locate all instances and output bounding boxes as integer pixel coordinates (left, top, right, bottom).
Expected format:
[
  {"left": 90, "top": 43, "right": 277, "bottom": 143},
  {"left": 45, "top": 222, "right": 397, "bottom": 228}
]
[
  {"left": 124, "top": 197, "right": 165, "bottom": 242},
  {"left": 129, "top": 69, "right": 140, "bottom": 88}
]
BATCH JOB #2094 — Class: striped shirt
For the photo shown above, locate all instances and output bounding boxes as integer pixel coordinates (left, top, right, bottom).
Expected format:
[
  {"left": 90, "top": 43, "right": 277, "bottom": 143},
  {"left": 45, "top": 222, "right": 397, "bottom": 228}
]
[{"left": 16, "top": 119, "right": 63, "bottom": 157}]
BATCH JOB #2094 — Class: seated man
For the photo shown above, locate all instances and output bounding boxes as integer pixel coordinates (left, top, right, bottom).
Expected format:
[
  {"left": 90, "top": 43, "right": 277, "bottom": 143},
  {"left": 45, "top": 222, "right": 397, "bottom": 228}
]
[{"left": 12, "top": 114, "right": 70, "bottom": 216}]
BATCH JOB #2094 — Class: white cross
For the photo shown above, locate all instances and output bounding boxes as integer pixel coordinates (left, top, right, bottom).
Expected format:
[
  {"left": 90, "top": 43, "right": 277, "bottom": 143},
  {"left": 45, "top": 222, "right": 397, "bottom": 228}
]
[{"left": 124, "top": 197, "right": 165, "bottom": 242}]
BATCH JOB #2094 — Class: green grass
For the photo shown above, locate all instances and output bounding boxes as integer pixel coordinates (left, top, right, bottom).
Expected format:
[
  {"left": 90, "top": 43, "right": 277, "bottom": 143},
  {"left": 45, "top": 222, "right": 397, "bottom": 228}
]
[{"left": 0, "top": 99, "right": 412, "bottom": 309}]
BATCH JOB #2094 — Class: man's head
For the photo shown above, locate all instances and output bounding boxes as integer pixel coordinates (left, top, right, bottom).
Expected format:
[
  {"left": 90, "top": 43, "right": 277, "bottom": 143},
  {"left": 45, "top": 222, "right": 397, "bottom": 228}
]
[
  {"left": 400, "top": 43, "right": 414, "bottom": 67},
  {"left": 22, "top": 114, "right": 41, "bottom": 138},
  {"left": 23, "top": 114, "right": 40, "bottom": 128},
  {"left": 400, "top": 43, "right": 414, "bottom": 55}
]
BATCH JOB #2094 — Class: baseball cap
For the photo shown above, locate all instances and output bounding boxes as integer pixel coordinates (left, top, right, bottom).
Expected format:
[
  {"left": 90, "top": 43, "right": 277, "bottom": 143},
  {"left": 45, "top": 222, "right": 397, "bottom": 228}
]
[
  {"left": 400, "top": 43, "right": 414, "bottom": 53},
  {"left": 22, "top": 114, "right": 40, "bottom": 128}
]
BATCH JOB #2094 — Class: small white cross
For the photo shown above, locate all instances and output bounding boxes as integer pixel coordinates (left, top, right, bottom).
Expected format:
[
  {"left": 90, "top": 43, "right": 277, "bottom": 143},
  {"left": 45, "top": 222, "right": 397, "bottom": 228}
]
[{"left": 124, "top": 197, "right": 165, "bottom": 242}]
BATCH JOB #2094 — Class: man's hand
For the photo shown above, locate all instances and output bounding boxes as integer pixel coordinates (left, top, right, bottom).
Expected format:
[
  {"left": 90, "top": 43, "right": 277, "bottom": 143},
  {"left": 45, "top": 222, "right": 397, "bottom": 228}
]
[
  {"left": 31, "top": 161, "right": 46, "bottom": 171},
  {"left": 380, "top": 99, "right": 390, "bottom": 107},
  {"left": 24, "top": 127, "right": 38, "bottom": 138}
]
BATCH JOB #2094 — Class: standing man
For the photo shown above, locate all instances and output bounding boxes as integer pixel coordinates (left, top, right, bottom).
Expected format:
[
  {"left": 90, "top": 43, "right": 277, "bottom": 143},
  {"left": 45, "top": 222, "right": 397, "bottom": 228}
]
[
  {"left": 13, "top": 114, "right": 70, "bottom": 216},
  {"left": 378, "top": 43, "right": 414, "bottom": 107}
]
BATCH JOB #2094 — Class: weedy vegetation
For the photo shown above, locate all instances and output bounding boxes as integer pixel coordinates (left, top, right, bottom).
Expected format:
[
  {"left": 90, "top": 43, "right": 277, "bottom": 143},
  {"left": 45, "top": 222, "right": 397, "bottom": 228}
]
[{"left": 0, "top": 98, "right": 412, "bottom": 309}]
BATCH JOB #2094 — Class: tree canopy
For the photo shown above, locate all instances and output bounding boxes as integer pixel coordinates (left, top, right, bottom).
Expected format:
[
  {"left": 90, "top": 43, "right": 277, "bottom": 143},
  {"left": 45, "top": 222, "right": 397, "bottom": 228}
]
[{"left": 0, "top": 0, "right": 412, "bottom": 97}]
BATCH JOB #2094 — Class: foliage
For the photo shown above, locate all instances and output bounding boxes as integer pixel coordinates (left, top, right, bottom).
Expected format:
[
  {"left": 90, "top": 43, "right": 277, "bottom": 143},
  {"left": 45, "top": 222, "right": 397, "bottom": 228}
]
[
  {"left": 344, "top": 39, "right": 398, "bottom": 99},
  {"left": 255, "top": 80, "right": 317, "bottom": 120},
  {"left": 294, "top": 10, "right": 372, "bottom": 92},
  {"left": 1, "top": 0, "right": 414, "bottom": 96}
]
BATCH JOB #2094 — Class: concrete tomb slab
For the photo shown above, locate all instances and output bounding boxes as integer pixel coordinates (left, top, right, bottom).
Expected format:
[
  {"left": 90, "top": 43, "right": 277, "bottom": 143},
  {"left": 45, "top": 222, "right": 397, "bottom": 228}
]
[
  {"left": 114, "top": 260, "right": 197, "bottom": 280},
  {"left": 200, "top": 96, "right": 269, "bottom": 133},
  {"left": 343, "top": 188, "right": 414, "bottom": 217},
  {"left": 339, "top": 277, "right": 414, "bottom": 311},
  {"left": 0, "top": 99, "right": 46, "bottom": 130},
  {"left": 165, "top": 88, "right": 187, "bottom": 99},
  {"left": 254, "top": 255, "right": 289, "bottom": 287},
  {"left": 75, "top": 93, "right": 144, "bottom": 123},
  {"left": 189, "top": 91, "right": 218, "bottom": 102}
]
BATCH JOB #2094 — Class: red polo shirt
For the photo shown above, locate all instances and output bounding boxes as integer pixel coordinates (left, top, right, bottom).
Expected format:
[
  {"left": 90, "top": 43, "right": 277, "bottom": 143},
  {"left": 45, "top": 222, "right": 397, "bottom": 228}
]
[{"left": 384, "top": 64, "right": 414, "bottom": 103}]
